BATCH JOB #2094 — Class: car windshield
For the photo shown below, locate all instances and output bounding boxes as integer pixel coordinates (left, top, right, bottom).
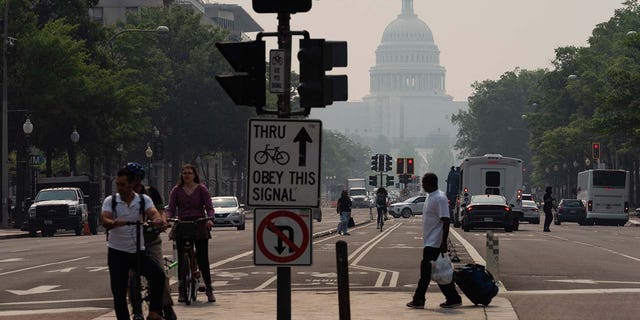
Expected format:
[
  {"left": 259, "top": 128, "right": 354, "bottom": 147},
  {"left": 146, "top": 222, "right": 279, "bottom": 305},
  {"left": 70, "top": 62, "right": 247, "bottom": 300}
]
[
  {"left": 211, "top": 198, "right": 238, "bottom": 208},
  {"left": 561, "top": 200, "right": 583, "bottom": 208},
  {"left": 470, "top": 195, "right": 506, "bottom": 205},
  {"left": 522, "top": 200, "right": 537, "bottom": 207},
  {"left": 35, "top": 190, "right": 78, "bottom": 202},
  {"left": 350, "top": 189, "right": 367, "bottom": 196}
]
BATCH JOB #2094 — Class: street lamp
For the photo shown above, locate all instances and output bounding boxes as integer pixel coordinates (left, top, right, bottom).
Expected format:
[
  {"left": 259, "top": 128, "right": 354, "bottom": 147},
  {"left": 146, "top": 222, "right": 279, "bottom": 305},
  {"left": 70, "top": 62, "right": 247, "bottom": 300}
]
[
  {"left": 145, "top": 144, "right": 153, "bottom": 186},
  {"left": 585, "top": 158, "right": 591, "bottom": 168},
  {"left": 107, "top": 25, "right": 170, "bottom": 50},
  {"left": 23, "top": 117, "right": 33, "bottom": 200},
  {"left": 70, "top": 128, "right": 80, "bottom": 176},
  {"left": 17, "top": 117, "right": 33, "bottom": 229}
]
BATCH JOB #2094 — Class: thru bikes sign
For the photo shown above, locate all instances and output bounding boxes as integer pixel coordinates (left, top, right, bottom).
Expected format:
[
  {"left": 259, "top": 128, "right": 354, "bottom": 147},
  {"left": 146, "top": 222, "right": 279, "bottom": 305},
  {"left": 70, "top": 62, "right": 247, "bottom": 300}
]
[{"left": 247, "top": 119, "right": 322, "bottom": 207}]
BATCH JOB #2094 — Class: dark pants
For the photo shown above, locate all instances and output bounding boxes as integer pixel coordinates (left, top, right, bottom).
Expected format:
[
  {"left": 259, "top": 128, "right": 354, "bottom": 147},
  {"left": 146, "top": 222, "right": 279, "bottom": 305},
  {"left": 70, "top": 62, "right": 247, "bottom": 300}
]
[
  {"left": 129, "top": 239, "right": 173, "bottom": 314},
  {"left": 413, "top": 246, "right": 461, "bottom": 304},
  {"left": 108, "top": 247, "right": 165, "bottom": 320},
  {"left": 177, "top": 238, "right": 212, "bottom": 290},
  {"left": 376, "top": 206, "right": 385, "bottom": 226},
  {"left": 543, "top": 209, "right": 553, "bottom": 230}
]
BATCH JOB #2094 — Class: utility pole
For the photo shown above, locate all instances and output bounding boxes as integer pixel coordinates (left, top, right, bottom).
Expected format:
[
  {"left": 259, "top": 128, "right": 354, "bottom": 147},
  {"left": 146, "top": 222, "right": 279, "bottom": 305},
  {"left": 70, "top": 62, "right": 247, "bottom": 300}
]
[{"left": 1, "top": 0, "right": 10, "bottom": 227}]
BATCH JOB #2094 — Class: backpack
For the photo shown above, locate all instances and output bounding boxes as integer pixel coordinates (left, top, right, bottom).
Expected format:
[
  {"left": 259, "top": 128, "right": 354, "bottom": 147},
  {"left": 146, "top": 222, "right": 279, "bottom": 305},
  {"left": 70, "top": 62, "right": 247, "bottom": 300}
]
[
  {"left": 376, "top": 193, "right": 387, "bottom": 206},
  {"left": 107, "top": 194, "right": 156, "bottom": 243}
]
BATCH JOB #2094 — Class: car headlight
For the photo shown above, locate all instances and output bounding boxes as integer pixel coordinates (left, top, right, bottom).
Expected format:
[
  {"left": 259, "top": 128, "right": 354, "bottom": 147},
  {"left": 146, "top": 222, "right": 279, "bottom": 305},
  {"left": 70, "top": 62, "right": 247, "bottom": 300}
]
[
  {"left": 68, "top": 206, "right": 77, "bottom": 215},
  {"left": 28, "top": 207, "right": 36, "bottom": 218},
  {"left": 228, "top": 211, "right": 241, "bottom": 218}
]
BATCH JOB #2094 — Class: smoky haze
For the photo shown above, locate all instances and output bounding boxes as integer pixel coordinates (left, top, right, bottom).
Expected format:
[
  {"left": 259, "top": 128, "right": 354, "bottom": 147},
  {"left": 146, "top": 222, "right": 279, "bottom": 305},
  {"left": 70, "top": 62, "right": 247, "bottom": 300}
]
[{"left": 215, "top": 0, "right": 624, "bottom": 101}]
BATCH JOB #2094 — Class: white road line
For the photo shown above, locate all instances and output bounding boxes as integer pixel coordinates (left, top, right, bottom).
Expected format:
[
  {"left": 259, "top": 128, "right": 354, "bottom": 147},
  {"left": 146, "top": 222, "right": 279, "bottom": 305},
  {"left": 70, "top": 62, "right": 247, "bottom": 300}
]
[
  {"left": 210, "top": 251, "right": 253, "bottom": 269},
  {"left": 0, "top": 256, "right": 90, "bottom": 276},
  {"left": 505, "top": 288, "right": 640, "bottom": 295},
  {"left": 550, "top": 235, "right": 640, "bottom": 262},
  {"left": 449, "top": 229, "right": 508, "bottom": 292},
  {"left": 0, "top": 297, "right": 112, "bottom": 306},
  {"left": 0, "top": 307, "right": 109, "bottom": 316},
  {"left": 349, "top": 223, "right": 403, "bottom": 287},
  {"left": 255, "top": 275, "right": 277, "bottom": 290}
]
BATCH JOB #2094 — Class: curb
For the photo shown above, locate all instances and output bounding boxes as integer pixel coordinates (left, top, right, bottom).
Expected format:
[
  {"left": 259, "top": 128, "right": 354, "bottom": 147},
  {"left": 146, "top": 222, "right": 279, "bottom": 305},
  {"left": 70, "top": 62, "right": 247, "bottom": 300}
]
[
  {"left": 0, "top": 232, "right": 30, "bottom": 240},
  {"left": 313, "top": 219, "right": 372, "bottom": 239}
]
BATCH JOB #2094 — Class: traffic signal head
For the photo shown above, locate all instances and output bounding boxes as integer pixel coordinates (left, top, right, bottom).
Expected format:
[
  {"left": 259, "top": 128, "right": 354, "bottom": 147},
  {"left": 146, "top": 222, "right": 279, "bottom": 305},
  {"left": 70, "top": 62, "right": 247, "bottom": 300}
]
[
  {"left": 399, "top": 174, "right": 409, "bottom": 184},
  {"left": 297, "top": 39, "right": 348, "bottom": 108},
  {"left": 253, "top": 0, "right": 312, "bottom": 13},
  {"left": 396, "top": 158, "right": 405, "bottom": 174},
  {"left": 215, "top": 40, "right": 266, "bottom": 111},
  {"left": 369, "top": 175, "right": 377, "bottom": 187},
  {"left": 384, "top": 154, "right": 393, "bottom": 172},
  {"left": 406, "top": 158, "right": 414, "bottom": 175},
  {"left": 386, "top": 176, "right": 394, "bottom": 186},
  {"left": 371, "top": 155, "right": 379, "bottom": 171},
  {"left": 592, "top": 142, "right": 600, "bottom": 159}
]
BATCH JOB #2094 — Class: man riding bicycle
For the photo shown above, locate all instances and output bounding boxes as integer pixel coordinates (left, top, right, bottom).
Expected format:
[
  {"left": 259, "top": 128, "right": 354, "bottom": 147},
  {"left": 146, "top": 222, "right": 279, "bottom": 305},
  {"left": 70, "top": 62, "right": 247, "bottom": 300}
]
[
  {"left": 375, "top": 187, "right": 390, "bottom": 230},
  {"left": 101, "top": 168, "right": 167, "bottom": 320}
]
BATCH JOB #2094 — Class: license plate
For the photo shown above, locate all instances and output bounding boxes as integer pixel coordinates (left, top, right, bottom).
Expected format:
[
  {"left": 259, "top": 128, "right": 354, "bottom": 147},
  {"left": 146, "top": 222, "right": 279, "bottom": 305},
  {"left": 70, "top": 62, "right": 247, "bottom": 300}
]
[
  {"left": 483, "top": 217, "right": 493, "bottom": 222},
  {"left": 44, "top": 220, "right": 52, "bottom": 225},
  {"left": 569, "top": 210, "right": 576, "bottom": 214},
  {"left": 214, "top": 219, "right": 225, "bottom": 224}
]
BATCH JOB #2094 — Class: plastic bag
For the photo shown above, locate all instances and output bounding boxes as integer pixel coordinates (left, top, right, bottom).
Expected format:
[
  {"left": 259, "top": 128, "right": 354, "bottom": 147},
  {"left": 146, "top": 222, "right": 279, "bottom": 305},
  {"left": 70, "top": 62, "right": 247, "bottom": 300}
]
[{"left": 431, "top": 253, "right": 454, "bottom": 285}]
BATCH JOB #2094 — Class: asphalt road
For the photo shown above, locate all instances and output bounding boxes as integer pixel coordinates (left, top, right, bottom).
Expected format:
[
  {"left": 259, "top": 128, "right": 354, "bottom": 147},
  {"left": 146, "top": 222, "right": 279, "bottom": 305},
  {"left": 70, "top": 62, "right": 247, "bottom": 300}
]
[{"left": 1, "top": 208, "right": 639, "bottom": 320}]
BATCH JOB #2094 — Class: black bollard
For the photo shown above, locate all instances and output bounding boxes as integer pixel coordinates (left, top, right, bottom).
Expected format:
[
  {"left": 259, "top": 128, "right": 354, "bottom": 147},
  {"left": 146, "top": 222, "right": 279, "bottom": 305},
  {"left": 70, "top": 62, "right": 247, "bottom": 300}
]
[
  {"left": 277, "top": 266, "right": 291, "bottom": 320},
  {"left": 336, "top": 240, "right": 351, "bottom": 320}
]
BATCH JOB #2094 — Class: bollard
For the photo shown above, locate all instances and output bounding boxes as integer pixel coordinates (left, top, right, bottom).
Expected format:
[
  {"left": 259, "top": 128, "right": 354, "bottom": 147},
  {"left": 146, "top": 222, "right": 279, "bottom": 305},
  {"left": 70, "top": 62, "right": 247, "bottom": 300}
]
[
  {"left": 485, "top": 231, "right": 499, "bottom": 282},
  {"left": 336, "top": 240, "right": 351, "bottom": 320}
]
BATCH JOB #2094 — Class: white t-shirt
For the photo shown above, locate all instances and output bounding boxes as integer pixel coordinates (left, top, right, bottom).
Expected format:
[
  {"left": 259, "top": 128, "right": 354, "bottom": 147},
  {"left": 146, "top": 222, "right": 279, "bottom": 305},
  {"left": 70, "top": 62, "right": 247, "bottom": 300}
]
[
  {"left": 422, "top": 190, "right": 449, "bottom": 248},
  {"left": 102, "top": 193, "right": 155, "bottom": 253}
]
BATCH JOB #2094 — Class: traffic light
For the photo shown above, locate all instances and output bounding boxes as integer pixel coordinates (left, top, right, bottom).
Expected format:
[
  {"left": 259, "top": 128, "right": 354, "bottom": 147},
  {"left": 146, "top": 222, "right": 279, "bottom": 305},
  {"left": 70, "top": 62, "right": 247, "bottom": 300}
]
[
  {"left": 592, "top": 142, "right": 600, "bottom": 160},
  {"left": 297, "top": 38, "right": 348, "bottom": 108},
  {"left": 371, "top": 155, "right": 379, "bottom": 171},
  {"left": 386, "top": 176, "right": 394, "bottom": 186},
  {"left": 253, "top": 0, "right": 312, "bottom": 13},
  {"left": 406, "top": 158, "right": 414, "bottom": 175},
  {"left": 384, "top": 154, "right": 393, "bottom": 172},
  {"left": 396, "top": 158, "right": 405, "bottom": 174},
  {"left": 215, "top": 40, "right": 266, "bottom": 111},
  {"left": 369, "top": 175, "right": 377, "bottom": 187}
]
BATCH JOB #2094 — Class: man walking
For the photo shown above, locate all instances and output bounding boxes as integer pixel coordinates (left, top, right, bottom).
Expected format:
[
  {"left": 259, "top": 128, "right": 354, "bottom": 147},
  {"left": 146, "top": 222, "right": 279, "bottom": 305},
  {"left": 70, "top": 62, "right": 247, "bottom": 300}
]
[
  {"left": 407, "top": 172, "right": 462, "bottom": 309},
  {"left": 543, "top": 186, "right": 555, "bottom": 232}
]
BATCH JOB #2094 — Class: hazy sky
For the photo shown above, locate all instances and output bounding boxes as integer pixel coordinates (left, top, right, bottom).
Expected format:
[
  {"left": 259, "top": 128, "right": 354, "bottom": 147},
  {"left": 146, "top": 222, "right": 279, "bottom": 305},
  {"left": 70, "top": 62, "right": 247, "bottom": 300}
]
[{"left": 214, "top": 0, "right": 626, "bottom": 102}]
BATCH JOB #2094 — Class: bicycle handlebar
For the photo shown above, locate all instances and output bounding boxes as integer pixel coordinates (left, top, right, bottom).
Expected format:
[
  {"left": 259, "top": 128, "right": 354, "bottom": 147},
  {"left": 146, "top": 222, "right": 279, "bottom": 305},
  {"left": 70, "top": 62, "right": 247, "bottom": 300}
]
[{"left": 167, "top": 217, "right": 212, "bottom": 224}]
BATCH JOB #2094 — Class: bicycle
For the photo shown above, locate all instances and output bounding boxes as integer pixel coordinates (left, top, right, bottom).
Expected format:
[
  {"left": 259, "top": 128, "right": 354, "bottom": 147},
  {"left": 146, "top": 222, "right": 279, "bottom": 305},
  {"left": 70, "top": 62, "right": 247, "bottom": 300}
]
[
  {"left": 254, "top": 144, "right": 290, "bottom": 165},
  {"left": 124, "top": 220, "right": 148, "bottom": 320},
  {"left": 168, "top": 217, "right": 211, "bottom": 305}
]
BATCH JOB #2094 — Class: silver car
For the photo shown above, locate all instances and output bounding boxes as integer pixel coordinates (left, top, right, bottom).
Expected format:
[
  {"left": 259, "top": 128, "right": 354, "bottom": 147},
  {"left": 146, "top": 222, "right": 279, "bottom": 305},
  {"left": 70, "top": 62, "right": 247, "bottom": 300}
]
[
  {"left": 211, "top": 196, "right": 246, "bottom": 230},
  {"left": 388, "top": 195, "right": 426, "bottom": 218},
  {"left": 520, "top": 200, "right": 540, "bottom": 224}
]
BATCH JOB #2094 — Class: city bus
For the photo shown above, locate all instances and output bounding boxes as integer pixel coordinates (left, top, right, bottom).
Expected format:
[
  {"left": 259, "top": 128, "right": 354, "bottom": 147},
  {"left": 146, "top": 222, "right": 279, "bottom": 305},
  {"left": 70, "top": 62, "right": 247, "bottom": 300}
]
[{"left": 576, "top": 169, "right": 630, "bottom": 225}]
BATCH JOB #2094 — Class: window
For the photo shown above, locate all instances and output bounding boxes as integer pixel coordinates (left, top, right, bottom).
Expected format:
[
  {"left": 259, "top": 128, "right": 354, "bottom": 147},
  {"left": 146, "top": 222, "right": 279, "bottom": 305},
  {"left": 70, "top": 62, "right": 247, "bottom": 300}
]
[
  {"left": 485, "top": 171, "right": 500, "bottom": 187},
  {"left": 89, "top": 7, "right": 103, "bottom": 24},
  {"left": 592, "top": 171, "right": 626, "bottom": 188}
]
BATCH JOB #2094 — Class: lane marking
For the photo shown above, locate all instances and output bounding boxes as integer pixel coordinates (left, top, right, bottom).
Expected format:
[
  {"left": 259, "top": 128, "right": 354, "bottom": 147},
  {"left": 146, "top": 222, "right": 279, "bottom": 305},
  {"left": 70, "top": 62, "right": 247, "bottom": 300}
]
[
  {"left": 550, "top": 235, "right": 640, "bottom": 262},
  {"left": 504, "top": 288, "right": 640, "bottom": 295},
  {"left": 0, "top": 256, "right": 90, "bottom": 276},
  {"left": 0, "top": 307, "right": 109, "bottom": 316},
  {"left": 255, "top": 275, "right": 277, "bottom": 290},
  {"left": 449, "top": 229, "right": 508, "bottom": 292},
  {"left": 349, "top": 223, "right": 403, "bottom": 287}
]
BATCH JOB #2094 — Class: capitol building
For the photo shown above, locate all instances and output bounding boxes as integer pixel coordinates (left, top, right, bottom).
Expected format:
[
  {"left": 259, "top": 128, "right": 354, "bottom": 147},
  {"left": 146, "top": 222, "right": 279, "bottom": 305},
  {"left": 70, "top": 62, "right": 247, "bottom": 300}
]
[{"left": 311, "top": 0, "right": 467, "bottom": 162}]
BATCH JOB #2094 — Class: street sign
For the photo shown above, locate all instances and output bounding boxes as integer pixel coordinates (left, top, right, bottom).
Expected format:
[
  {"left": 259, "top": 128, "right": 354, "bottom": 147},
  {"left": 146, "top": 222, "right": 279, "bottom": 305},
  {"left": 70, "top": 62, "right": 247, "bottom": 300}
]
[
  {"left": 253, "top": 0, "right": 312, "bottom": 14},
  {"left": 269, "top": 49, "right": 286, "bottom": 93},
  {"left": 247, "top": 119, "right": 322, "bottom": 207},
  {"left": 254, "top": 208, "right": 312, "bottom": 265}
]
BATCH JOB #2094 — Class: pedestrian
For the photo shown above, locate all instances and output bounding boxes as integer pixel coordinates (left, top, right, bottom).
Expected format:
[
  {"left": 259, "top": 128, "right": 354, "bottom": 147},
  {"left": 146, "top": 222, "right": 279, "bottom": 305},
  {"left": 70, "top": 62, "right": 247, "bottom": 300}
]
[
  {"left": 101, "top": 168, "right": 167, "bottom": 320},
  {"left": 543, "top": 186, "right": 555, "bottom": 232},
  {"left": 166, "top": 164, "right": 216, "bottom": 303},
  {"left": 336, "top": 190, "right": 352, "bottom": 235},
  {"left": 375, "top": 187, "right": 389, "bottom": 229},
  {"left": 124, "top": 162, "right": 177, "bottom": 320},
  {"left": 407, "top": 172, "right": 462, "bottom": 309}
]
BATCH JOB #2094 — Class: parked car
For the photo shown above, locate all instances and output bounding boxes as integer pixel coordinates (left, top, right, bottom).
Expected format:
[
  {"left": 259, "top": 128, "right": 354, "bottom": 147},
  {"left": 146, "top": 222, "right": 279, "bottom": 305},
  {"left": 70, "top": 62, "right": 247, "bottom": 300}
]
[
  {"left": 520, "top": 200, "right": 540, "bottom": 224},
  {"left": 387, "top": 195, "right": 426, "bottom": 218},
  {"left": 460, "top": 194, "right": 514, "bottom": 232},
  {"left": 555, "top": 199, "right": 587, "bottom": 225},
  {"left": 211, "top": 196, "right": 245, "bottom": 230}
]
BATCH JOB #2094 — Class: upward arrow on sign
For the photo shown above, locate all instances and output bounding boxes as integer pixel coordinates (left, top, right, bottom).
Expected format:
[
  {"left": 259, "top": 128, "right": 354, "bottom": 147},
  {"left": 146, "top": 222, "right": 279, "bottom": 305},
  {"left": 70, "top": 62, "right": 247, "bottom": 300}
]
[{"left": 293, "top": 127, "right": 312, "bottom": 167}]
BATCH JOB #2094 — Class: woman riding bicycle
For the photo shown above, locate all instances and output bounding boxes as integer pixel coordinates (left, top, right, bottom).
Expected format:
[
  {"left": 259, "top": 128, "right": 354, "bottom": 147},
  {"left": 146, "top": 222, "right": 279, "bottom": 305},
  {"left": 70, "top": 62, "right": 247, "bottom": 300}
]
[
  {"left": 166, "top": 164, "right": 216, "bottom": 303},
  {"left": 375, "top": 187, "right": 389, "bottom": 230}
]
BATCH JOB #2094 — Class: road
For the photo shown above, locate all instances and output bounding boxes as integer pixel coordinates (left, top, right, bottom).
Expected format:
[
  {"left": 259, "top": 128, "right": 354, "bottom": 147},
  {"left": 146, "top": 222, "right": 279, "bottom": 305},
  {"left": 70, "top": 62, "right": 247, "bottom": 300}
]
[{"left": 1, "top": 208, "right": 639, "bottom": 320}]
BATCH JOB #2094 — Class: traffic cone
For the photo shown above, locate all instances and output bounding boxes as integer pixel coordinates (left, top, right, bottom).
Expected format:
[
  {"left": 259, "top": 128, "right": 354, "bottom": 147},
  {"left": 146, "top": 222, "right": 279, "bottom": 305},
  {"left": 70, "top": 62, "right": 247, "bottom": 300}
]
[{"left": 83, "top": 222, "right": 90, "bottom": 235}]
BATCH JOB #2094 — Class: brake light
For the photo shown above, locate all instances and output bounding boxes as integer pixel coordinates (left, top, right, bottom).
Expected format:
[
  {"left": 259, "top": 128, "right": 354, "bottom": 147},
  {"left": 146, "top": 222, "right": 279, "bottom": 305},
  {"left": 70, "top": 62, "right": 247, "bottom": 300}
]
[
  {"left": 588, "top": 200, "right": 593, "bottom": 212},
  {"left": 467, "top": 206, "right": 473, "bottom": 212},
  {"left": 624, "top": 202, "right": 629, "bottom": 213},
  {"left": 504, "top": 206, "right": 511, "bottom": 212},
  {"left": 463, "top": 187, "right": 468, "bottom": 193}
]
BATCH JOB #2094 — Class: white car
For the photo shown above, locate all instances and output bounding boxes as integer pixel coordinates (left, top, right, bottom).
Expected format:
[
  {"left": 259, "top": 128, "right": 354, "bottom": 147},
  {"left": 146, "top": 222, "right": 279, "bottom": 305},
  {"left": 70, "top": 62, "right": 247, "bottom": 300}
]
[
  {"left": 211, "top": 196, "right": 246, "bottom": 230},
  {"left": 388, "top": 195, "right": 426, "bottom": 218},
  {"left": 520, "top": 200, "right": 540, "bottom": 224}
]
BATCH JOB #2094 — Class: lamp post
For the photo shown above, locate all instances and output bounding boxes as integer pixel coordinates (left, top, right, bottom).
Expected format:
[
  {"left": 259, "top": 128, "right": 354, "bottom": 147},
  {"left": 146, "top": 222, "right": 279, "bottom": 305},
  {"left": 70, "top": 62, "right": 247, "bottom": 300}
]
[
  {"left": 116, "top": 144, "right": 124, "bottom": 168},
  {"left": 107, "top": 26, "right": 170, "bottom": 51},
  {"left": 70, "top": 128, "right": 80, "bottom": 175},
  {"left": 145, "top": 144, "right": 153, "bottom": 186},
  {"left": 14, "top": 117, "right": 33, "bottom": 229},
  {"left": 1, "top": 0, "right": 12, "bottom": 227}
]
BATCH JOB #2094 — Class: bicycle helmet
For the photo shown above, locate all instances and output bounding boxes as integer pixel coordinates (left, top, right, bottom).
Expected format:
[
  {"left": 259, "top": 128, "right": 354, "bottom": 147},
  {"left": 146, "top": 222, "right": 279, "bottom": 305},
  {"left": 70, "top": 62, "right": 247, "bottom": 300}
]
[{"left": 124, "top": 162, "right": 145, "bottom": 179}]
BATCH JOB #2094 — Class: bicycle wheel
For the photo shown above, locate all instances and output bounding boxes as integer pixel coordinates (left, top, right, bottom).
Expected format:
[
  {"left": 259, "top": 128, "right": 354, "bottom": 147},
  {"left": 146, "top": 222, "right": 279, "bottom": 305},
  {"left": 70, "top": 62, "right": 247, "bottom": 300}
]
[
  {"left": 254, "top": 151, "right": 269, "bottom": 164},
  {"left": 128, "top": 273, "right": 149, "bottom": 319},
  {"left": 180, "top": 255, "right": 193, "bottom": 305},
  {"left": 190, "top": 271, "right": 198, "bottom": 302},
  {"left": 275, "top": 151, "right": 290, "bottom": 165}
]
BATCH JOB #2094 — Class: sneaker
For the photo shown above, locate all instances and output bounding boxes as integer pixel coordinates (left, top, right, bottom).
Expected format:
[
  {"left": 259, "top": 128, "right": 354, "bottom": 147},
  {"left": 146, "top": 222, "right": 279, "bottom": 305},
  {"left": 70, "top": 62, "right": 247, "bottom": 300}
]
[
  {"left": 439, "top": 300, "right": 462, "bottom": 308},
  {"left": 406, "top": 300, "right": 425, "bottom": 309},
  {"left": 132, "top": 314, "right": 145, "bottom": 320},
  {"left": 206, "top": 288, "right": 216, "bottom": 303},
  {"left": 343, "top": 233, "right": 351, "bottom": 236},
  {"left": 543, "top": 229, "right": 551, "bottom": 232}
]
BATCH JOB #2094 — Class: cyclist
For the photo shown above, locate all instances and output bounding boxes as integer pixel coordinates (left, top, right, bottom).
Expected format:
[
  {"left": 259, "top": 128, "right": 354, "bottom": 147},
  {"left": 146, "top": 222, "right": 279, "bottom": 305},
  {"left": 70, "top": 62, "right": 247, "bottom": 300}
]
[
  {"left": 125, "top": 162, "right": 177, "bottom": 320},
  {"left": 101, "top": 168, "right": 167, "bottom": 320},
  {"left": 375, "top": 187, "right": 389, "bottom": 230},
  {"left": 166, "top": 164, "right": 216, "bottom": 303}
]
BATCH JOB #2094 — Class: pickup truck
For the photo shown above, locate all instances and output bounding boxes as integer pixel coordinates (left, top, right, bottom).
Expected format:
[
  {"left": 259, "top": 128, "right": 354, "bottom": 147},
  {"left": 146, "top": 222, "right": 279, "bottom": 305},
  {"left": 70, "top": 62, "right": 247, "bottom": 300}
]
[{"left": 27, "top": 187, "right": 89, "bottom": 237}]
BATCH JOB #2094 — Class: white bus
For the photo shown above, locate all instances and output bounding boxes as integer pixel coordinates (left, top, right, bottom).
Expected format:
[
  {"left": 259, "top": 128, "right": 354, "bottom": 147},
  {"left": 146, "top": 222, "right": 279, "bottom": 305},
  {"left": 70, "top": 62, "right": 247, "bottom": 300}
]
[
  {"left": 453, "top": 154, "right": 524, "bottom": 230},
  {"left": 576, "top": 169, "right": 630, "bottom": 225}
]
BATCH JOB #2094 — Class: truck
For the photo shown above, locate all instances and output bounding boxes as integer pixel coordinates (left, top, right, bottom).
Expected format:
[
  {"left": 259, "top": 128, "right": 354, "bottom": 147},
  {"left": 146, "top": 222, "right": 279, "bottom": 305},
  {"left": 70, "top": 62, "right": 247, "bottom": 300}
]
[
  {"left": 452, "top": 154, "right": 524, "bottom": 230},
  {"left": 346, "top": 178, "right": 370, "bottom": 208},
  {"left": 25, "top": 176, "right": 101, "bottom": 236}
]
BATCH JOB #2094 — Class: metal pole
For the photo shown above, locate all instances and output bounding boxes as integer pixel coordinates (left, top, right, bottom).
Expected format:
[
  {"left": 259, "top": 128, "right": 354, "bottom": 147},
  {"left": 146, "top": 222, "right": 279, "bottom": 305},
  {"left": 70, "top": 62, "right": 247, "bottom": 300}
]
[
  {"left": 336, "top": 240, "right": 351, "bottom": 320},
  {"left": 277, "top": 12, "right": 291, "bottom": 118},
  {"left": 276, "top": 266, "right": 291, "bottom": 320},
  {"left": 1, "top": 0, "right": 10, "bottom": 227}
]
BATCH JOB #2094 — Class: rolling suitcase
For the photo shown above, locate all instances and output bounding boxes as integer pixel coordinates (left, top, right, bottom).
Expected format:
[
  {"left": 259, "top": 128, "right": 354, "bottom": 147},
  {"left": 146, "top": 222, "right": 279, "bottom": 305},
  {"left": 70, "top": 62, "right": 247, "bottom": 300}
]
[{"left": 453, "top": 264, "right": 499, "bottom": 306}]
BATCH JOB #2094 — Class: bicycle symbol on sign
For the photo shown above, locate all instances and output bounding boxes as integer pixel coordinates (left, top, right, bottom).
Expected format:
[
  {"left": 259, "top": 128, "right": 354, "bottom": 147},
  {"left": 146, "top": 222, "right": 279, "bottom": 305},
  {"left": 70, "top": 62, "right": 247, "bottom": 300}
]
[{"left": 254, "top": 144, "right": 290, "bottom": 165}]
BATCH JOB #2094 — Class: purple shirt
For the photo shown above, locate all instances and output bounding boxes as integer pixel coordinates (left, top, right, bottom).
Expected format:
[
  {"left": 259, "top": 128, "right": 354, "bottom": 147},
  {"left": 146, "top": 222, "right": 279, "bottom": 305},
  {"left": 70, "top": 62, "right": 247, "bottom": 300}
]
[{"left": 166, "top": 184, "right": 214, "bottom": 219}]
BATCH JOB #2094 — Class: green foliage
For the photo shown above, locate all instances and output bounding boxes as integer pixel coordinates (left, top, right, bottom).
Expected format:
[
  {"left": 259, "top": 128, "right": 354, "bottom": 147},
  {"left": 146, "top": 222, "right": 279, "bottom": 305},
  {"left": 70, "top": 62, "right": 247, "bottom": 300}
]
[{"left": 322, "top": 131, "right": 371, "bottom": 184}]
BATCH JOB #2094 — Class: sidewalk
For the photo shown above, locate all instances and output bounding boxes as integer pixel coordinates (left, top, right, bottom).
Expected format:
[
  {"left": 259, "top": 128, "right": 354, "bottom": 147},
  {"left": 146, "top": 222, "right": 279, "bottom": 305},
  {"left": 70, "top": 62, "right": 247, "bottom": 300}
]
[
  {"left": 92, "top": 290, "right": 517, "bottom": 320},
  {"left": 0, "top": 226, "right": 29, "bottom": 239}
]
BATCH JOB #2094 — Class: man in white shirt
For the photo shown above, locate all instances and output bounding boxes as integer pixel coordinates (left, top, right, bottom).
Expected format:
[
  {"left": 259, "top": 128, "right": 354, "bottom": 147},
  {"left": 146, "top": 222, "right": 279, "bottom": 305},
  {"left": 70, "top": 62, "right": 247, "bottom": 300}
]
[
  {"left": 407, "top": 172, "right": 462, "bottom": 309},
  {"left": 101, "top": 168, "right": 167, "bottom": 320}
]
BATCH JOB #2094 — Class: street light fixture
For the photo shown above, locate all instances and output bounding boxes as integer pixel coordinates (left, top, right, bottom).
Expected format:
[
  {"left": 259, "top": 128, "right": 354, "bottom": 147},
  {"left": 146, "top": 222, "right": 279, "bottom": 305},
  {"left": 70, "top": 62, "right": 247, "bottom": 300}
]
[
  {"left": 145, "top": 144, "right": 153, "bottom": 185},
  {"left": 18, "top": 116, "right": 34, "bottom": 229},
  {"left": 70, "top": 128, "right": 80, "bottom": 176},
  {"left": 107, "top": 25, "right": 170, "bottom": 50}
]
